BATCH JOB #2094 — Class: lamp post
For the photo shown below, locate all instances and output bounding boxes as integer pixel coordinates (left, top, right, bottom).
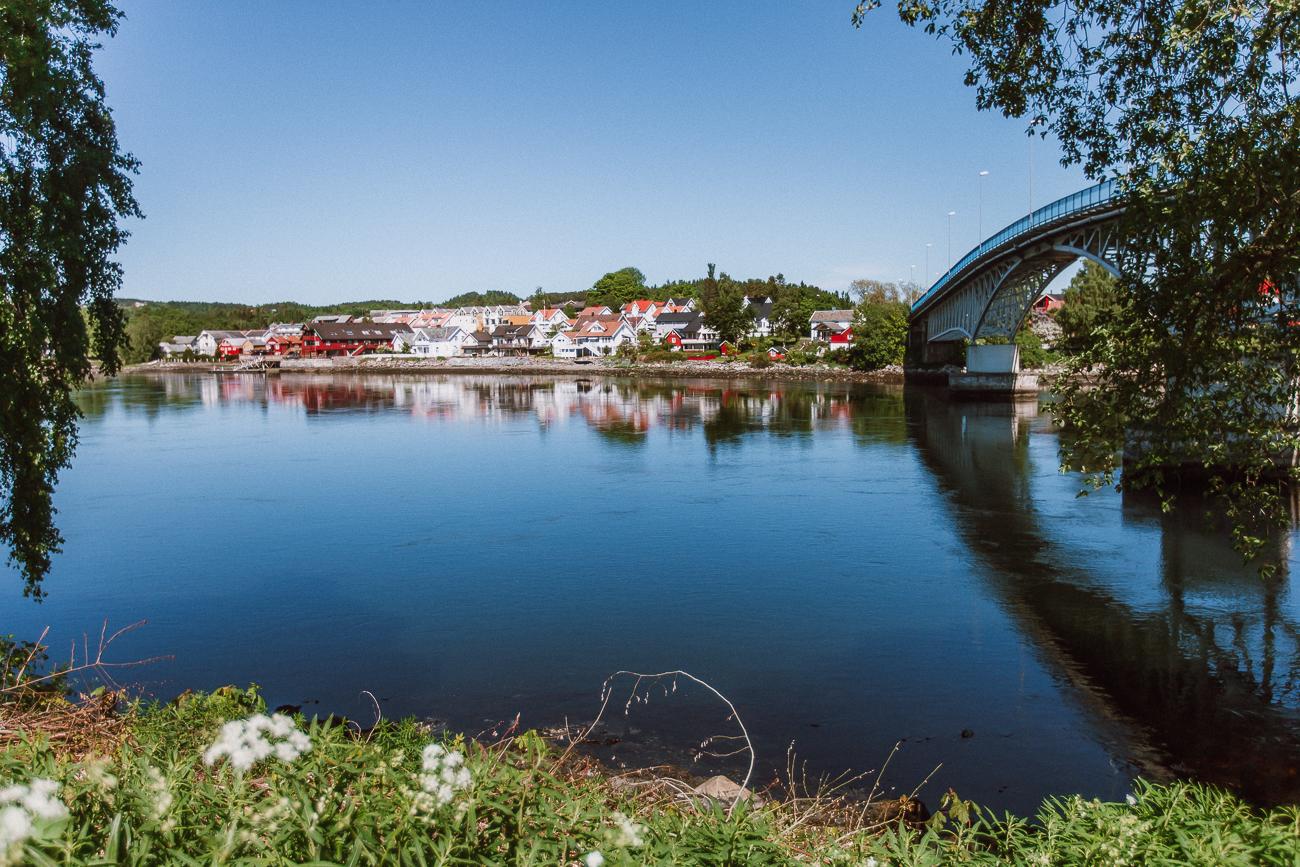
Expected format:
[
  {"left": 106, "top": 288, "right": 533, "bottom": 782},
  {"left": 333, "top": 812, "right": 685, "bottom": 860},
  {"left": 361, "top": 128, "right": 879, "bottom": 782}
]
[
  {"left": 1028, "top": 118, "right": 1043, "bottom": 216},
  {"left": 977, "top": 170, "right": 989, "bottom": 240},
  {"left": 947, "top": 211, "right": 956, "bottom": 268}
]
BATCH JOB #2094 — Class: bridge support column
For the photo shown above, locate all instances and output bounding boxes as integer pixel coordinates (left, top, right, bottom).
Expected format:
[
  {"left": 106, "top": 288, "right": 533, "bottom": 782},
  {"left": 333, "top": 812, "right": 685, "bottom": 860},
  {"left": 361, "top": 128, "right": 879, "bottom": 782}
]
[{"left": 948, "top": 344, "right": 1038, "bottom": 398}]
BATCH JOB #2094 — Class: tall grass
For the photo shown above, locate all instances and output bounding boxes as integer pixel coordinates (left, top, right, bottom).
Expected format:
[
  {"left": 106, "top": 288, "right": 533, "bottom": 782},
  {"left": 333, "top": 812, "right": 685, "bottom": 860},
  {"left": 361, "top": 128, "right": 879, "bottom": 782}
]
[{"left": 0, "top": 685, "right": 1297, "bottom": 864}]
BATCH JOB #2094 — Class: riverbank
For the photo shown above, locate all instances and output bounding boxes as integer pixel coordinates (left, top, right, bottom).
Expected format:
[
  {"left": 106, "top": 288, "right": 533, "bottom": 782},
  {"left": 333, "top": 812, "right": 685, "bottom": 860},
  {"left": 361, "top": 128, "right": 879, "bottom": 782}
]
[
  {"left": 124, "top": 355, "right": 913, "bottom": 383},
  {"left": 2, "top": 687, "right": 1296, "bottom": 864}
]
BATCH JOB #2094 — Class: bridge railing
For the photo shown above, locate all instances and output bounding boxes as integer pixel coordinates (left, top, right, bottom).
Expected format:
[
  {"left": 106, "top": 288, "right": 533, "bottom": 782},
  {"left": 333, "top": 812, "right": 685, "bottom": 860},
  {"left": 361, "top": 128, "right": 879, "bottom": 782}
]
[{"left": 912, "top": 178, "right": 1118, "bottom": 314}]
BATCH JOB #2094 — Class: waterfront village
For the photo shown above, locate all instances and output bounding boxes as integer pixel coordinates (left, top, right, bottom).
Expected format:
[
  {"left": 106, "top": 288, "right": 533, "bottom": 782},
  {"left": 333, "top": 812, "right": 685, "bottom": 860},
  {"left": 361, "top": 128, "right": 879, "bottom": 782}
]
[
  {"left": 156, "top": 292, "right": 1067, "bottom": 364},
  {"left": 154, "top": 297, "right": 867, "bottom": 362}
]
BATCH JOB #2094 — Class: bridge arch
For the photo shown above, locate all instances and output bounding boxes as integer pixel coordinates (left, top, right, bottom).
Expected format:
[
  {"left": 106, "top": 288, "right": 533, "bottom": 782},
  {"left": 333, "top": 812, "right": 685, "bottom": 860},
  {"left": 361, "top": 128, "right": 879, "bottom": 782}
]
[{"left": 910, "top": 181, "right": 1124, "bottom": 359}]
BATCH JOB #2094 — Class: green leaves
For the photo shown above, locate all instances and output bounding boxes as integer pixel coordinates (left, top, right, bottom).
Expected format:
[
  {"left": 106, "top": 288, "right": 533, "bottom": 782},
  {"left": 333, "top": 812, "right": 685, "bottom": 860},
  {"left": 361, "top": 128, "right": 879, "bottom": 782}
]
[
  {"left": 699, "top": 264, "right": 752, "bottom": 344},
  {"left": 1, "top": 0, "right": 140, "bottom": 597},
  {"left": 847, "top": 299, "right": 909, "bottom": 371},
  {"left": 3, "top": 691, "right": 1300, "bottom": 863},
  {"left": 589, "top": 267, "right": 648, "bottom": 309},
  {"left": 871, "top": 0, "right": 1300, "bottom": 563}
]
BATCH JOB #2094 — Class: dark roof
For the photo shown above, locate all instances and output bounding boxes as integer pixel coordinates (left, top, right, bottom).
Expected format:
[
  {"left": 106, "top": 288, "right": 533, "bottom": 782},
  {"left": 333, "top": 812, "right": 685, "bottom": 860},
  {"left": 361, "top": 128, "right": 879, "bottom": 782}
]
[
  {"left": 747, "top": 299, "right": 773, "bottom": 320},
  {"left": 490, "top": 323, "right": 535, "bottom": 339},
  {"left": 655, "top": 311, "right": 703, "bottom": 328},
  {"left": 308, "top": 321, "right": 405, "bottom": 341}
]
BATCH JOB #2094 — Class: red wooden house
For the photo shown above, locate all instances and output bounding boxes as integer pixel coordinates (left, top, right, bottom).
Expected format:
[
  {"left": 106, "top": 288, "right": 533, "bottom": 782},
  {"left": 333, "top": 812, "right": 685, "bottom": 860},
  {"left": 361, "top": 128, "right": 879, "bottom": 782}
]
[
  {"left": 301, "top": 321, "right": 405, "bottom": 357},
  {"left": 265, "top": 334, "right": 303, "bottom": 356}
]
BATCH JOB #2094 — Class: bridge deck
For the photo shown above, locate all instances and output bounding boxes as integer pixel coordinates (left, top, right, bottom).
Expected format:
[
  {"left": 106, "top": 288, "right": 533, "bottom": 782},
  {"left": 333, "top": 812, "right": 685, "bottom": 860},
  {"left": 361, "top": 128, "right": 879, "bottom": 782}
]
[{"left": 911, "top": 179, "right": 1120, "bottom": 318}]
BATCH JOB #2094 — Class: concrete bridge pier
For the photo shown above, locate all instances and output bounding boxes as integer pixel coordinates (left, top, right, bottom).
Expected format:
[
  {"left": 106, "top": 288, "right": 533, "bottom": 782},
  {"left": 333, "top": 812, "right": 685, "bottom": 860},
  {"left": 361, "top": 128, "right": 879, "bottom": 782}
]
[{"left": 948, "top": 344, "right": 1039, "bottom": 398}]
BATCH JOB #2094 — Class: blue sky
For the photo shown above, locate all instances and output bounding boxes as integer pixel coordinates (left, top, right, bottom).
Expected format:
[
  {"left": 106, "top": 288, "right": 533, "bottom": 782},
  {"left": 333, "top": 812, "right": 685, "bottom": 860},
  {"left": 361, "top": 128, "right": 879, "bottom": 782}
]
[{"left": 98, "top": 1, "right": 1090, "bottom": 304}]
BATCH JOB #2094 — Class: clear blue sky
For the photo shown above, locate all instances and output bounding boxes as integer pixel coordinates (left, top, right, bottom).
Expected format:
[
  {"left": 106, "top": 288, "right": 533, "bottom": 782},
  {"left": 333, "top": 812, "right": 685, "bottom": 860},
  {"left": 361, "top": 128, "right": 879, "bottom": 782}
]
[{"left": 98, "top": 1, "right": 1089, "bottom": 304}]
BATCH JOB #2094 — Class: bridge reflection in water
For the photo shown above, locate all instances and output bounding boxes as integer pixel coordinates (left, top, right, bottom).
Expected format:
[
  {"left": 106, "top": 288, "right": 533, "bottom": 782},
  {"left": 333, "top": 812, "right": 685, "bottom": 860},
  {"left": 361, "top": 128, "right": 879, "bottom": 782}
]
[
  {"left": 76, "top": 373, "right": 1300, "bottom": 805},
  {"left": 906, "top": 389, "right": 1300, "bottom": 805}
]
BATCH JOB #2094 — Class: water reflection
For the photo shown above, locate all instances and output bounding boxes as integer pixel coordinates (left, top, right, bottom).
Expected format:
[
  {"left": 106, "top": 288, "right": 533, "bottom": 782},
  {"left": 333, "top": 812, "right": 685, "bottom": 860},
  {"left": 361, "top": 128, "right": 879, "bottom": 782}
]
[
  {"left": 905, "top": 390, "right": 1300, "bottom": 804},
  {"left": 84, "top": 373, "right": 904, "bottom": 444},
  {"left": 66, "top": 372, "right": 1300, "bottom": 807}
]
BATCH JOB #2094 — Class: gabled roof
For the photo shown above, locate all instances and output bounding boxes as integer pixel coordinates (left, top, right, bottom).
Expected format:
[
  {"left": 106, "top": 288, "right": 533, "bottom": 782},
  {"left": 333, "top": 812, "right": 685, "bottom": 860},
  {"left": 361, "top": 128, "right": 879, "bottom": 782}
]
[
  {"left": 747, "top": 299, "right": 773, "bottom": 320},
  {"left": 308, "top": 321, "right": 407, "bottom": 341},
  {"left": 621, "top": 299, "right": 659, "bottom": 315},
  {"left": 565, "top": 318, "right": 632, "bottom": 339},
  {"left": 810, "top": 309, "right": 856, "bottom": 323},
  {"left": 491, "top": 323, "right": 539, "bottom": 339},
  {"left": 414, "top": 326, "right": 466, "bottom": 342},
  {"left": 655, "top": 311, "right": 703, "bottom": 328}
]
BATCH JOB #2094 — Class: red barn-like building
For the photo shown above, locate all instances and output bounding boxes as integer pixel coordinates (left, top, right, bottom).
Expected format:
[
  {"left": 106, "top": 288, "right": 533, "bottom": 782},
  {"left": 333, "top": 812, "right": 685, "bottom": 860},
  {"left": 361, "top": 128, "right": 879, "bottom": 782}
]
[{"left": 301, "top": 321, "right": 405, "bottom": 357}]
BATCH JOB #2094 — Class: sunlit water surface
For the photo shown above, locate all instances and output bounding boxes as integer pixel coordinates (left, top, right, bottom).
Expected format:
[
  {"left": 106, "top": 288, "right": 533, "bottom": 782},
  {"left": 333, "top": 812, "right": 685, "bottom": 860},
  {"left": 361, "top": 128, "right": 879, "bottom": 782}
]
[{"left": 6, "top": 373, "right": 1299, "bottom": 814}]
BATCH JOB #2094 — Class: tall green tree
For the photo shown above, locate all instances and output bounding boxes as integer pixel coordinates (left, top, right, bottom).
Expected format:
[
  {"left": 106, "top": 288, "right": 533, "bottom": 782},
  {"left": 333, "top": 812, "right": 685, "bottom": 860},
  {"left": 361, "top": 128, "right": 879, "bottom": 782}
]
[
  {"left": 1, "top": 0, "right": 140, "bottom": 597},
  {"left": 589, "top": 267, "right": 646, "bottom": 309},
  {"left": 1055, "top": 262, "right": 1122, "bottom": 354},
  {"left": 698, "top": 264, "right": 750, "bottom": 343},
  {"left": 849, "top": 278, "right": 910, "bottom": 305},
  {"left": 847, "top": 299, "right": 908, "bottom": 371},
  {"left": 860, "top": 0, "right": 1300, "bottom": 562},
  {"left": 769, "top": 278, "right": 849, "bottom": 338}
]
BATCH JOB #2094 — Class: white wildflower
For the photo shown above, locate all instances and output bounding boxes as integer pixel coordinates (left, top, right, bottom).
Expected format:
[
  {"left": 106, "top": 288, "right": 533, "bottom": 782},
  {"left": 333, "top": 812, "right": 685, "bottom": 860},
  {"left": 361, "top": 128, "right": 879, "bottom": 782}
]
[
  {"left": 144, "top": 766, "right": 173, "bottom": 822},
  {"left": 416, "top": 743, "right": 473, "bottom": 808},
  {"left": 203, "top": 713, "right": 311, "bottom": 773},
  {"left": 0, "top": 778, "right": 68, "bottom": 864},
  {"left": 584, "top": 852, "right": 605, "bottom": 867},
  {"left": 1125, "top": 793, "right": 1137, "bottom": 806},
  {"left": 611, "top": 811, "right": 645, "bottom": 848},
  {"left": 865, "top": 858, "right": 879, "bottom": 867}
]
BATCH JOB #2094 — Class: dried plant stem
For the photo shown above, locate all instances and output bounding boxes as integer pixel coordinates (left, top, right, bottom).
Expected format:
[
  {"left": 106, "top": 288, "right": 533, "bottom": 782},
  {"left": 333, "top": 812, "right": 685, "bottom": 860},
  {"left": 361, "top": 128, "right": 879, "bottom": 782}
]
[{"left": 561, "top": 668, "right": 755, "bottom": 815}]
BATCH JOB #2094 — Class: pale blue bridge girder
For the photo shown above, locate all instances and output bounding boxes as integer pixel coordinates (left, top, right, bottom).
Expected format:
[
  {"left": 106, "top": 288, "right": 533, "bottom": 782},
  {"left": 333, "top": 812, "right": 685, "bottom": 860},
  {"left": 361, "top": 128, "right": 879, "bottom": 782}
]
[{"left": 911, "top": 180, "right": 1124, "bottom": 343}]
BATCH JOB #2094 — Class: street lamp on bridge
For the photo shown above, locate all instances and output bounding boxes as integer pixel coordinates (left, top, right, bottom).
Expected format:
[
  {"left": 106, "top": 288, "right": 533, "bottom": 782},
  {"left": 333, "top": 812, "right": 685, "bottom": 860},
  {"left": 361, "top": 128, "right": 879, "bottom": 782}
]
[
  {"left": 978, "top": 170, "right": 989, "bottom": 240},
  {"left": 947, "top": 211, "right": 957, "bottom": 268}
]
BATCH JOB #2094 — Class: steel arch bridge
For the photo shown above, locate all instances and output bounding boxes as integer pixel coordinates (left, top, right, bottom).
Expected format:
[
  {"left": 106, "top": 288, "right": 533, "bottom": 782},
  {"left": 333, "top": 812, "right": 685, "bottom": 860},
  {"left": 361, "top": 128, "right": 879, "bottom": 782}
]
[{"left": 909, "top": 180, "right": 1123, "bottom": 364}]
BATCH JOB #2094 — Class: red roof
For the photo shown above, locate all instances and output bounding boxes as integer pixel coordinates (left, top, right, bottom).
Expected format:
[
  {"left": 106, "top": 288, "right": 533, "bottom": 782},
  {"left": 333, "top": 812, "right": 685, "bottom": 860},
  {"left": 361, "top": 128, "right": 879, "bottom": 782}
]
[
  {"left": 622, "top": 299, "right": 658, "bottom": 315},
  {"left": 829, "top": 327, "right": 853, "bottom": 344}
]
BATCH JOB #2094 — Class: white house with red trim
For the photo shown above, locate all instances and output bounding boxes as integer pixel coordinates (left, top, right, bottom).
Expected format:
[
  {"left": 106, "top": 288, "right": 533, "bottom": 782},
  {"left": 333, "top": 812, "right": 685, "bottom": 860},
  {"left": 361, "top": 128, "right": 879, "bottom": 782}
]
[
  {"left": 531, "top": 307, "right": 572, "bottom": 333},
  {"left": 809, "top": 310, "right": 855, "bottom": 342}
]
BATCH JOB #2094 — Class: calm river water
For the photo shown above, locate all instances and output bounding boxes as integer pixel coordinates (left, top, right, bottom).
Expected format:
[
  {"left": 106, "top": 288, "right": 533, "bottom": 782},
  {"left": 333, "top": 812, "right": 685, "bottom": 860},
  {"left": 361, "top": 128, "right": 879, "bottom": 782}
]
[{"left": 6, "top": 373, "right": 1299, "bottom": 813}]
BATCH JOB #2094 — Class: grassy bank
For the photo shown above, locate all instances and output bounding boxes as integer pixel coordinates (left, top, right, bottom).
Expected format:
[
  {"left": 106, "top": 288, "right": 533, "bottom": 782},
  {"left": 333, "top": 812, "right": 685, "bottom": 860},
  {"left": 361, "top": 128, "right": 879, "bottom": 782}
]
[{"left": 2, "top": 688, "right": 1297, "bottom": 864}]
